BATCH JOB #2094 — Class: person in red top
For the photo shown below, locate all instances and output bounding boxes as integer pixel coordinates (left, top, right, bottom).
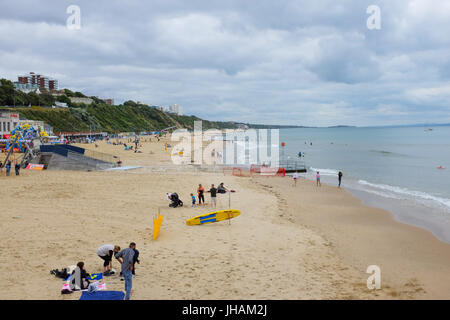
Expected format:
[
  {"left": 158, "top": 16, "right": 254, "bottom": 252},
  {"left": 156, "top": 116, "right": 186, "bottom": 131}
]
[{"left": 197, "top": 184, "right": 205, "bottom": 206}]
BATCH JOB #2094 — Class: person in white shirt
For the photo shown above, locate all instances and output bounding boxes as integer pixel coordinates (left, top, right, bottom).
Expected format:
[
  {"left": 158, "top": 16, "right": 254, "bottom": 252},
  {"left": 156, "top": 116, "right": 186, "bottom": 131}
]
[
  {"left": 97, "top": 244, "right": 121, "bottom": 275},
  {"left": 293, "top": 171, "right": 299, "bottom": 187}
]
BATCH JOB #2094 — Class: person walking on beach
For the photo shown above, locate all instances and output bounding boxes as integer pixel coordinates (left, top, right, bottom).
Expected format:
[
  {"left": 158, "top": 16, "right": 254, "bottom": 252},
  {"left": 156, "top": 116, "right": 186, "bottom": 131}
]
[
  {"left": 293, "top": 171, "right": 299, "bottom": 187},
  {"left": 338, "top": 171, "right": 343, "bottom": 188},
  {"left": 115, "top": 242, "right": 137, "bottom": 300},
  {"left": 316, "top": 171, "right": 321, "bottom": 187},
  {"left": 15, "top": 162, "right": 20, "bottom": 176},
  {"left": 5, "top": 161, "right": 11, "bottom": 176},
  {"left": 197, "top": 184, "right": 205, "bottom": 206},
  {"left": 97, "top": 244, "right": 121, "bottom": 276},
  {"left": 207, "top": 184, "right": 218, "bottom": 208}
]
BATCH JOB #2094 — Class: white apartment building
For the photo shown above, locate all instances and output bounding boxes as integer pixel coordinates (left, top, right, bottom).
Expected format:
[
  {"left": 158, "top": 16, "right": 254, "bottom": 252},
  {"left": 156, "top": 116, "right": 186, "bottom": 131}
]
[{"left": 168, "top": 104, "right": 183, "bottom": 115}]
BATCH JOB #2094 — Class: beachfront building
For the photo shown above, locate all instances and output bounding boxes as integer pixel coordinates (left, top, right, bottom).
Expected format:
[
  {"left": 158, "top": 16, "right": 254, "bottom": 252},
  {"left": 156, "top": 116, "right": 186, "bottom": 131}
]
[
  {"left": 17, "top": 72, "right": 58, "bottom": 91},
  {"left": 0, "top": 112, "right": 20, "bottom": 138},
  {"left": 103, "top": 98, "right": 114, "bottom": 105},
  {"left": 169, "top": 104, "right": 183, "bottom": 115},
  {"left": 0, "top": 112, "right": 52, "bottom": 138},
  {"left": 69, "top": 97, "right": 94, "bottom": 105},
  {"left": 51, "top": 90, "right": 65, "bottom": 96}
]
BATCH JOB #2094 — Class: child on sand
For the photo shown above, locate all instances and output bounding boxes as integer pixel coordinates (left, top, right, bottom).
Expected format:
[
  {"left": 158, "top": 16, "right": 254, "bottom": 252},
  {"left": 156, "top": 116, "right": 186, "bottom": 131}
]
[
  {"left": 191, "top": 193, "right": 197, "bottom": 207},
  {"left": 132, "top": 248, "right": 140, "bottom": 276},
  {"left": 15, "top": 162, "right": 20, "bottom": 176},
  {"left": 316, "top": 171, "right": 321, "bottom": 187}
]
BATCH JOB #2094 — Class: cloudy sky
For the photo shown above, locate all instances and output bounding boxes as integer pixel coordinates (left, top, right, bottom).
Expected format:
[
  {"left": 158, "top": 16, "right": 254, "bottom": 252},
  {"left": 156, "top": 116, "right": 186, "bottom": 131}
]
[{"left": 1, "top": 0, "right": 450, "bottom": 126}]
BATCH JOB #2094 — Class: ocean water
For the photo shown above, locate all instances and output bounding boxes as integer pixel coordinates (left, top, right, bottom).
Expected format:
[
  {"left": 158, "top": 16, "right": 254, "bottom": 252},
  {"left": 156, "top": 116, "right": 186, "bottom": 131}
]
[{"left": 279, "top": 126, "right": 450, "bottom": 243}]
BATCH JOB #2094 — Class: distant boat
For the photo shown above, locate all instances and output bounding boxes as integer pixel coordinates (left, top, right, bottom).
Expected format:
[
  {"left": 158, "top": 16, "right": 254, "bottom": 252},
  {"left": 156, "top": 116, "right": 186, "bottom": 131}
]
[{"left": 425, "top": 128, "right": 433, "bottom": 131}]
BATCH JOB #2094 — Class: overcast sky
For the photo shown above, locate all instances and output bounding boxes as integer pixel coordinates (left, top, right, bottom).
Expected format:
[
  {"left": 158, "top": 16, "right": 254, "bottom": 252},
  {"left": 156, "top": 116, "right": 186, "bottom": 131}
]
[{"left": 1, "top": 0, "right": 449, "bottom": 126}]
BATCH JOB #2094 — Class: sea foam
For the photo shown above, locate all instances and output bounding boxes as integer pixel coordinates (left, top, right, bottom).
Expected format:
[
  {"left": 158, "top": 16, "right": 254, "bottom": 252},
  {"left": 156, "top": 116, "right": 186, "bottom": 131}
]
[{"left": 358, "top": 180, "right": 450, "bottom": 211}]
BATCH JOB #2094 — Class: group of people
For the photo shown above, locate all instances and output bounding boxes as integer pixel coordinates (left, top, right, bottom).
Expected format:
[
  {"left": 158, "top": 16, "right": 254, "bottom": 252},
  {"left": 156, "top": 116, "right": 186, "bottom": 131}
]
[
  {"left": 63, "top": 243, "right": 139, "bottom": 299},
  {"left": 96, "top": 243, "right": 140, "bottom": 300},
  {"left": 166, "top": 182, "right": 230, "bottom": 209},
  {"left": 54, "top": 242, "right": 139, "bottom": 300},
  {"left": 192, "top": 183, "right": 228, "bottom": 208},
  {"left": 0, "top": 160, "right": 21, "bottom": 176},
  {"left": 292, "top": 170, "right": 343, "bottom": 188}
]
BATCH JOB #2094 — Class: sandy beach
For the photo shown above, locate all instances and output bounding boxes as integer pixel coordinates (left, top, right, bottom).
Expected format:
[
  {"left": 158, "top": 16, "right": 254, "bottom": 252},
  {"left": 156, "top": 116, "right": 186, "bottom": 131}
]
[{"left": 0, "top": 137, "right": 449, "bottom": 300}]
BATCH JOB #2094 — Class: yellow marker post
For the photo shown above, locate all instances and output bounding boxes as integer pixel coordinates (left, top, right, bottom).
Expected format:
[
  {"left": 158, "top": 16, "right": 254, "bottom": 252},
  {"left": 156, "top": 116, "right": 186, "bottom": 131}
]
[{"left": 153, "top": 210, "right": 163, "bottom": 240}]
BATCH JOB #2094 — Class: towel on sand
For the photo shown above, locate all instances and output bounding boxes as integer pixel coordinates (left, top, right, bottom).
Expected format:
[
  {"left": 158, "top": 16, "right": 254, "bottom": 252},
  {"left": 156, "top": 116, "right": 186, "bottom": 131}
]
[
  {"left": 65, "top": 272, "right": 103, "bottom": 281},
  {"left": 80, "top": 290, "right": 125, "bottom": 300},
  {"left": 87, "top": 273, "right": 103, "bottom": 281}
]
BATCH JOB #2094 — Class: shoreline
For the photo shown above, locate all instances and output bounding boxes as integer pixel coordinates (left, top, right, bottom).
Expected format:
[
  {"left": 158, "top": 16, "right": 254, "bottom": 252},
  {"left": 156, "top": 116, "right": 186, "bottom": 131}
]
[
  {"left": 299, "top": 171, "right": 450, "bottom": 245},
  {"left": 251, "top": 175, "right": 450, "bottom": 299}
]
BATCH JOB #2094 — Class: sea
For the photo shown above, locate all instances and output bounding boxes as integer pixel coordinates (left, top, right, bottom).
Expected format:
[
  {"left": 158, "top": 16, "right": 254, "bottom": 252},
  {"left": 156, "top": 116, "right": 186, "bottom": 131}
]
[{"left": 278, "top": 126, "right": 450, "bottom": 243}]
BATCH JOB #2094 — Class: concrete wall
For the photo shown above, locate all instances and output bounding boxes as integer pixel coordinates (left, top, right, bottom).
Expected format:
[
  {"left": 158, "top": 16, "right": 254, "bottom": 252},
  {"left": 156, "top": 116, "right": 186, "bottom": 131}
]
[{"left": 39, "top": 151, "right": 114, "bottom": 171}]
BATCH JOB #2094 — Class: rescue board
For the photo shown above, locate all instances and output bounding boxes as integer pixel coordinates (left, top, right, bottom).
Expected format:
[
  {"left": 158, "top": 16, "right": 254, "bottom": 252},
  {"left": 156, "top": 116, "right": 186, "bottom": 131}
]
[{"left": 186, "top": 209, "right": 241, "bottom": 226}]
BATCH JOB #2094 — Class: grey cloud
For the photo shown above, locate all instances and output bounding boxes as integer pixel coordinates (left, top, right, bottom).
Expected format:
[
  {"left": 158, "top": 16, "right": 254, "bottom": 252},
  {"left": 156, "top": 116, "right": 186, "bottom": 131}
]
[{"left": 1, "top": 0, "right": 450, "bottom": 126}]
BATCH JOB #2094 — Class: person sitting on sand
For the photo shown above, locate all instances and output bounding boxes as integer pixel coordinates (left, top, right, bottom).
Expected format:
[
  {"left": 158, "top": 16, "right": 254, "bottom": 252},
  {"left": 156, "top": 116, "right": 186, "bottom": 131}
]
[
  {"left": 97, "top": 244, "right": 121, "bottom": 276},
  {"left": 69, "top": 262, "right": 90, "bottom": 291}
]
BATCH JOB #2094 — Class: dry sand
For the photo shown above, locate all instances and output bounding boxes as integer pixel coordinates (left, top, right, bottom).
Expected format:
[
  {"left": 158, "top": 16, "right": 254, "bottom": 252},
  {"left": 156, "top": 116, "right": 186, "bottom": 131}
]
[{"left": 0, "top": 137, "right": 449, "bottom": 299}]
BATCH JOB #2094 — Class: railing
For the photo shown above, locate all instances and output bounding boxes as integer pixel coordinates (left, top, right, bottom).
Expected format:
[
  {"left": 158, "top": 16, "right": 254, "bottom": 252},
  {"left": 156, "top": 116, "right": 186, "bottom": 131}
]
[
  {"left": 278, "top": 159, "right": 307, "bottom": 172},
  {"left": 40, "top": 144, "right": 68, "bottom": 157}
]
